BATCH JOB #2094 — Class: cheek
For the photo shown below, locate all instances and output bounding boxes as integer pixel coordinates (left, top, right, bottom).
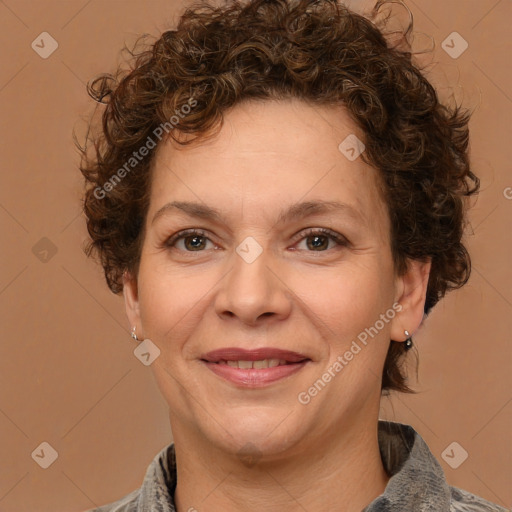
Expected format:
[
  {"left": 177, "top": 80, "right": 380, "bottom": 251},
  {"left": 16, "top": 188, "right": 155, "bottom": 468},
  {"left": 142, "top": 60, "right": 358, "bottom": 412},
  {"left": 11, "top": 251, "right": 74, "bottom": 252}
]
[
  {"left": 302, "top": 260, "right": 395, "bottom": 350},
  {"left": 137, "top": 243, "right": 395, "bottom": 354},
  {"left": 137, "top": 258, "right": 218, "bottom": 347}
]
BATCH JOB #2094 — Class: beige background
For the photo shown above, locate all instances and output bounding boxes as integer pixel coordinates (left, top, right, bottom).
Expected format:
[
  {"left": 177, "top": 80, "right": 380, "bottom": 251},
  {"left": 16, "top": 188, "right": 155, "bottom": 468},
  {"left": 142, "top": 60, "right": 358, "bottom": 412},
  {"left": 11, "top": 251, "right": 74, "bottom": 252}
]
[{"left": 0, "top": 0, "right": 510, "bottom": 510}]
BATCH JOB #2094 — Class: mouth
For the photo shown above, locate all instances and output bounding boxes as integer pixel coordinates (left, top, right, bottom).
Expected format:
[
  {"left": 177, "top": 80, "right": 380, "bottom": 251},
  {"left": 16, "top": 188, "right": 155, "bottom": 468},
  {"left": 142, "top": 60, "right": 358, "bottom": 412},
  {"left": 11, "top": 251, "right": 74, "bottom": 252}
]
[
  {"left": 200, "top": 347, "right": 311, "bottom": 387},
  {"left": 212, "top": 359, "right": 297, "bottom": 369}
]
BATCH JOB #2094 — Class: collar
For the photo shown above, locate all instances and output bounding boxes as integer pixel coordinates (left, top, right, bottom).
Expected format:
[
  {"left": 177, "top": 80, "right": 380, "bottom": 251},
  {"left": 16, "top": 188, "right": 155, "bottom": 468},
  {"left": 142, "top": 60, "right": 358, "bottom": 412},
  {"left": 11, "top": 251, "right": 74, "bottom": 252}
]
[
  {"left": 112, "top": 421, "right": 496, "bottom": 511},
  {"left": 363, "top": 421, "right": 451, "bottom": 511}
]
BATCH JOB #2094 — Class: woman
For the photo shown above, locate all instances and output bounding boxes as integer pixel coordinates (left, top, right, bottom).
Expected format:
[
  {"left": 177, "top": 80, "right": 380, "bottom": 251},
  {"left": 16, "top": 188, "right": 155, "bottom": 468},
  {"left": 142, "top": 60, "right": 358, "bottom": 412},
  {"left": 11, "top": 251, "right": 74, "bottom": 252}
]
[{"left": 79, "top": 0, "right": 506, "bottom": 510}]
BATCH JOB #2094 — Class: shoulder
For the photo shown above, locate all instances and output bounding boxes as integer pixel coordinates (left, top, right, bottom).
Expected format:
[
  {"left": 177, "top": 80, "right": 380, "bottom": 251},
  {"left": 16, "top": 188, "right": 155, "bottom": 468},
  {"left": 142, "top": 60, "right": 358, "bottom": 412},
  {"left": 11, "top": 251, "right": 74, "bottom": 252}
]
[
  {"left": 83, "top": 442, "right": 177, "bottom": 511},
  {"left": 373, "top": 421, "right": 508, "bottom": 512},
  {"left": 449, "top": 486, "right": 509, "bottom": 512}
]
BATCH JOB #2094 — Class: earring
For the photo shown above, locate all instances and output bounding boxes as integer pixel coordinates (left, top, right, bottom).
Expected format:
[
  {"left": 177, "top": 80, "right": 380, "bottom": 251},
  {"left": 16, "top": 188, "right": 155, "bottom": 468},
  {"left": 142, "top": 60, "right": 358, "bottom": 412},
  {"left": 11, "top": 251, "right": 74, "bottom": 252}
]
[
  {"left": 404, "top": 330, "right": 413, "bottom": 350},
  {"left": 131, "top": 326, "right": 141, "bottom": 342}
]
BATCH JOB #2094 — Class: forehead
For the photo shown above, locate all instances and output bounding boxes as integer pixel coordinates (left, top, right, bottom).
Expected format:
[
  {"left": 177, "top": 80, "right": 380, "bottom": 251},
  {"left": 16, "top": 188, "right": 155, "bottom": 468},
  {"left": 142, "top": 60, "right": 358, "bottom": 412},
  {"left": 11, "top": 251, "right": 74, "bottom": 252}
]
[{"left": 148, "top": 98, "right": 389, "bottom": 229}]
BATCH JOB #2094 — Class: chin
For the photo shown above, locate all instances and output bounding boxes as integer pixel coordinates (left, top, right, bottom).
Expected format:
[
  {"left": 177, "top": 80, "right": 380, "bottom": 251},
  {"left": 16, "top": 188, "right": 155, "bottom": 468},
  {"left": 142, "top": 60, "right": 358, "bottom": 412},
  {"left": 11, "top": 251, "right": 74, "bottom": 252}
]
[{"left": 207, "top": 410, "right": 307, "bottom": 461}]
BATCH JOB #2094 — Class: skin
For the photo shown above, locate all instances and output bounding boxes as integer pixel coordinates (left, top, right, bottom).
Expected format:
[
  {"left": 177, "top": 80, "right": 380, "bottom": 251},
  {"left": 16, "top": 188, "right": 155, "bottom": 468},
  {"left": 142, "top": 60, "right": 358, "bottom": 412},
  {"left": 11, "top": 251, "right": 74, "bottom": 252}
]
[{"left": 123, "top": 98, "right": 431, "bottom": 512}]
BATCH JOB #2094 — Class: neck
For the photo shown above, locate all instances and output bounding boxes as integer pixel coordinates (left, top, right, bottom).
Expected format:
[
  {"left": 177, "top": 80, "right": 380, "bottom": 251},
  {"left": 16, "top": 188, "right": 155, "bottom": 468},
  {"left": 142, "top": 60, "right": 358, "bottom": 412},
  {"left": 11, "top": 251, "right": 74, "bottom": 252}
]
[{"left": 172, "top": 420, "right": 389, "bottom": 512}]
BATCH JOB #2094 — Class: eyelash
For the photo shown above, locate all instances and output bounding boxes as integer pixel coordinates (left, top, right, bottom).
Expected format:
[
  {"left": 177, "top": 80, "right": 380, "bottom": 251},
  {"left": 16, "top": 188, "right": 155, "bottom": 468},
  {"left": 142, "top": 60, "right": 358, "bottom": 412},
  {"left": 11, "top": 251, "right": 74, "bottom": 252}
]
[{"left": 164, "top": 227, "right": 348, "bottom": 253}]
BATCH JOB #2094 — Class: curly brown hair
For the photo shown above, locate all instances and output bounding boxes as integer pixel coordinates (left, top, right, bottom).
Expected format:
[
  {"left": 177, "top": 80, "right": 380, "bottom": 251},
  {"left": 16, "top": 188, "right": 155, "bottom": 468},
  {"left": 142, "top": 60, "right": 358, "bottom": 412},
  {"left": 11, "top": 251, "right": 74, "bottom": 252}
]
[{"left": 78, "top": 0, "right": 479, "bottom": 394}]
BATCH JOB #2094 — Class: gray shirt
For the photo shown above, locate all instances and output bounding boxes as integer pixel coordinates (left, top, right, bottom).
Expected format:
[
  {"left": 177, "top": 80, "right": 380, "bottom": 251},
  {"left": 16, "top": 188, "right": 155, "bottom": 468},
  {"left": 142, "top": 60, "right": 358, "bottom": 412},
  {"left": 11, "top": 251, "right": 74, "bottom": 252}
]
[{"left": 89, "top": 421, "right": 508, "bottom": 511}]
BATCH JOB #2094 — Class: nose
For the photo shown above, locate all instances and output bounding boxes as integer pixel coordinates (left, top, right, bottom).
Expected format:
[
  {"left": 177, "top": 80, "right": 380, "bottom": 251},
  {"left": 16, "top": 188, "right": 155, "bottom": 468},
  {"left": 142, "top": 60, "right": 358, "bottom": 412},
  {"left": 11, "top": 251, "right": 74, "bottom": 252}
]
[{"left": 214, "top": 239, "right": 292, "bottom": 327}]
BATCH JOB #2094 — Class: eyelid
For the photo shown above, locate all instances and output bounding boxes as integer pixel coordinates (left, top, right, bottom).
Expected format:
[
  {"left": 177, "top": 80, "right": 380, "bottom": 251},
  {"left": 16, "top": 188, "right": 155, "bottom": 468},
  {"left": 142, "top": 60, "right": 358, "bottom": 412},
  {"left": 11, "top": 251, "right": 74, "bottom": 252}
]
[
  {"left": 164, "top": 227, "right": 349, "bottom": 252},
  {"left": 164, "top": 228, "right": 211, "bottom": 248},
  {"left": 290, "top": 227, "right": 349, "bottom": 247}
]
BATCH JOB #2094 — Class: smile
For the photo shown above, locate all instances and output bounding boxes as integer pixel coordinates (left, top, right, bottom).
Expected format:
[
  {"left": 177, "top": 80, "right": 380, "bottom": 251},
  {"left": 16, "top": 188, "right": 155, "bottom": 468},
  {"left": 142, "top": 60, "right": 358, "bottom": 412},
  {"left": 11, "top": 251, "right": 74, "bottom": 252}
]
[
  {"left": 200, "top": 347, "right": 311, "bottom": 387},
  {"left": 215, "top": 359, "right": 290, "bottom": 368}
]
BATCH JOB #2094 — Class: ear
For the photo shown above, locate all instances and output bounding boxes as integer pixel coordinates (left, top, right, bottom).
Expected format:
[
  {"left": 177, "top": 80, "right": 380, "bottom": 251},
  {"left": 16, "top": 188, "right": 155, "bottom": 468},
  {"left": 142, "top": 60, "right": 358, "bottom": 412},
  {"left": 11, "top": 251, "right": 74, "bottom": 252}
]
[
  {"left": 122, "top": 270, "right": 142, "bottom": 333},
  {"left": 390, "top": 258, "right": 432, "bottom": 342}
]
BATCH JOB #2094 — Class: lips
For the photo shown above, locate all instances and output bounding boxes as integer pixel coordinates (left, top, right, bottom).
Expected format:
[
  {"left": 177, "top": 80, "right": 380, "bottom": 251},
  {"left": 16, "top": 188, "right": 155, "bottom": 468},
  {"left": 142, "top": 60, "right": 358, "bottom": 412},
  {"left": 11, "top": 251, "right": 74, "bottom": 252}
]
[
  {"left": 201, "top": 347, "right": 311, "bottom": 387},
  {"left": 201, "top": 347, "right": 309, "bottom": 364}
]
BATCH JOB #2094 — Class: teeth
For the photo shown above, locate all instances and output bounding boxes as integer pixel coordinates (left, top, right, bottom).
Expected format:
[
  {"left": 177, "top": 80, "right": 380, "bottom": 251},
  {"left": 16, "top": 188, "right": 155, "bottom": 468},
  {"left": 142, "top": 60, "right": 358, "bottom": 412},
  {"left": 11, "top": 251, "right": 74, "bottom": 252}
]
[{"left": 217, "top": 359, "right": 289, "bottom": 369}]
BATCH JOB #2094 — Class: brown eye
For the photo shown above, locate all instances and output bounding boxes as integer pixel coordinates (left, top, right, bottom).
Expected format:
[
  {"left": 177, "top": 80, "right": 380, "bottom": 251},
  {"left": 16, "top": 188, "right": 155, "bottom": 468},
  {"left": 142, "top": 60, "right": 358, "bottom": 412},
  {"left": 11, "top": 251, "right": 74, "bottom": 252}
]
[
  {"left": 305, "top": 234, "right": 330, "bottom": 251},
  {"left": 182, "top": 234, "right": 208, "bottom": 251},
  {"left": 293, "top": 228, "right": 348, "bottom": 252},
  {"left": 165, "top": 229, "right": 213, "bottom": 251}
]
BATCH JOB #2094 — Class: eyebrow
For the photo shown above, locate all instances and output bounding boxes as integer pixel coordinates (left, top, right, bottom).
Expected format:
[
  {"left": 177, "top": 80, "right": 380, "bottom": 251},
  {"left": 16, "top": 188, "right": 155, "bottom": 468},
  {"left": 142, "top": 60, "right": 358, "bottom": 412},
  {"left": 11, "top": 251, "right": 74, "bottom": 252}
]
[{"left": 151, "top": 199, "right": 364, "bottom": 227}]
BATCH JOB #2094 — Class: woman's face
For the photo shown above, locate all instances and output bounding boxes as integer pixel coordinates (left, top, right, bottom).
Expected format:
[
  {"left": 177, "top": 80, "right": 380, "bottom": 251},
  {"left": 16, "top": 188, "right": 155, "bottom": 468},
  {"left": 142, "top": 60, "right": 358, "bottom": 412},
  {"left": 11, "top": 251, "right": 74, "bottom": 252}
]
[{"left": 124, "top": 98, "right": 428, "bottom": 459}]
